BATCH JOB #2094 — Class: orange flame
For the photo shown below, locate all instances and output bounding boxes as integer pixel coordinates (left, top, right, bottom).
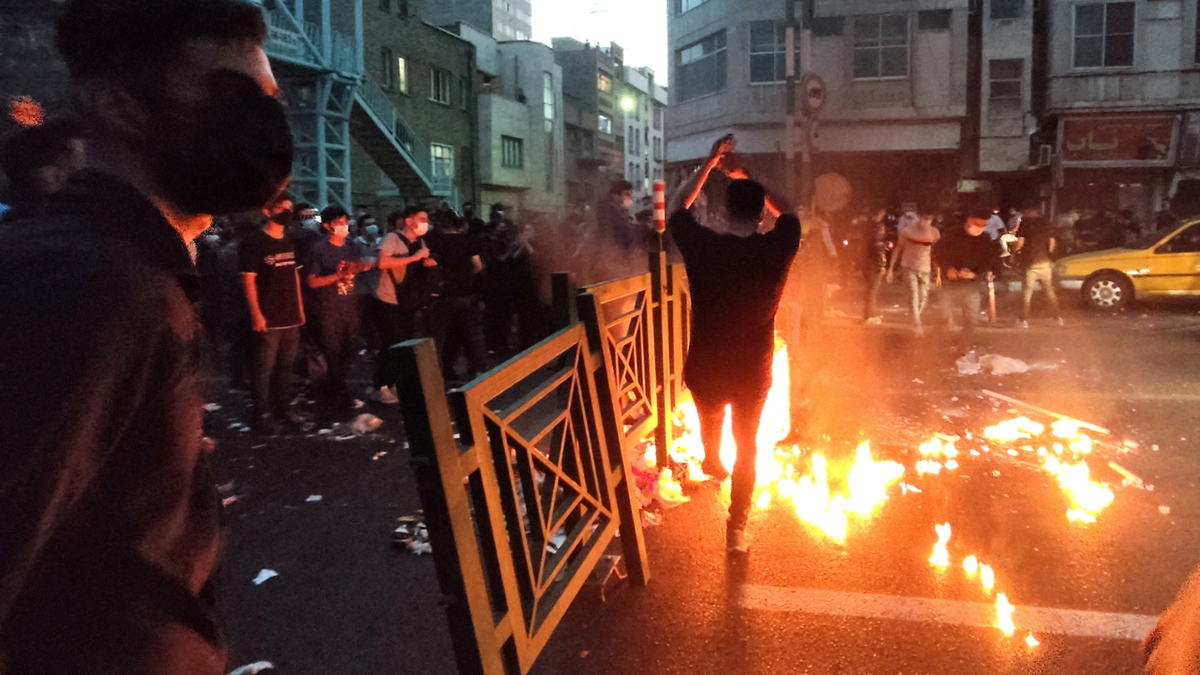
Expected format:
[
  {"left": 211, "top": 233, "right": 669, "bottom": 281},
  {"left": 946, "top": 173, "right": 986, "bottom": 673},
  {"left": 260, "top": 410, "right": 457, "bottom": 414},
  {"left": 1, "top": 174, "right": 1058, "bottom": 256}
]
[
  {"left": 929, "top": 523, "right": 951, "bottom": 568},
  {"left": 995, "top": 593, "right": 1015, "bottom": 635}
]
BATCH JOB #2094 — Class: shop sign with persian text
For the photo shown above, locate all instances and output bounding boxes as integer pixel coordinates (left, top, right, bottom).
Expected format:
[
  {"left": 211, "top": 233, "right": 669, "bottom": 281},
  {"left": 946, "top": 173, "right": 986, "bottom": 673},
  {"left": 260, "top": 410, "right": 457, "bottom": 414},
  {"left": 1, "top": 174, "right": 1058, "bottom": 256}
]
[{"left": 1059, "top": 115, "right": 1178, "bottom": 166}]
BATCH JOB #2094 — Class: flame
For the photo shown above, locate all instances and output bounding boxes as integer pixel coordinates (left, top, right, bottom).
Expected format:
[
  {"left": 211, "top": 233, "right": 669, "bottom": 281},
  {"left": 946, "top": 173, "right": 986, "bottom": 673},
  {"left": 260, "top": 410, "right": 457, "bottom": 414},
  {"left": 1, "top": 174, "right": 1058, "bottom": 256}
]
[
  {"left": 1043, "top": 456, "right": 1114, "bottom": 522},
  {"left": 1025, "top": 633, "right": 1040, "bottom": 649},
  {"left": 995, "top": 593, "right": 1015, "bottom": 635},
  {"left": 963, "top": 555, "right": 978, "bottom": 577},
  {"left": 983, "top": 417, "right": 1044, "bottom": 443},
  {"left": 980, "top": 564, "right": 995, "bottom": 594},
  {"left": 929, "top": 523, "right": 951, "bottom": 568}
]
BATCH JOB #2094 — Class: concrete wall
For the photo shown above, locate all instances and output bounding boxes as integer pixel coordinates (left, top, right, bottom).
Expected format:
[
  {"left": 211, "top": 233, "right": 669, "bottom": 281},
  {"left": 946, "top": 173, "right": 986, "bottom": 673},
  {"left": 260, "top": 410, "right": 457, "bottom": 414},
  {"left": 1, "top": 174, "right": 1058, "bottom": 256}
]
[
  {"left": 1048, "top": 0, "right": 1200, "bottom": 112},
  {"left": 978, "top": 0, "right": 1035, "bottom": 171}
]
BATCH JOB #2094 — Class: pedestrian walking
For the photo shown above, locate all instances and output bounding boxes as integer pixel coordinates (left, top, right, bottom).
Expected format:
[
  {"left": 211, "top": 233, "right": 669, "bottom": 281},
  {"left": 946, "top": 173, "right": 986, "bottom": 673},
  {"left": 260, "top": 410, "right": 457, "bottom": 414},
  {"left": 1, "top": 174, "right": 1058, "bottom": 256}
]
[
  {"left": 1014, "top": 213, "right": 1064, "bottom": 328},
  {"left": 427, "top": 216, "right": 488, "bottom": 384},
  {"left": 933, "top": 206, "right": 1003, "bottom": 341},
  {"left": 667, "top": 134, "right": 800, "bottom": 554},
  {"left": 368, "top": 206, "right": 437, "bottom": 403},
  {"left": 0, "top": 0, "right": 292, "bottom": 671},
  {"left": 306, "top": 206, "right": 371, "bottom": 410},
  {"left": 863, "top": 209, "right": 889, "bottom": 324},
  {"left": 887, "top": 210, "right": 941, "bottom": 336},
  {"left": 242, "top": 194, "right": 307, "bottom": 430}
]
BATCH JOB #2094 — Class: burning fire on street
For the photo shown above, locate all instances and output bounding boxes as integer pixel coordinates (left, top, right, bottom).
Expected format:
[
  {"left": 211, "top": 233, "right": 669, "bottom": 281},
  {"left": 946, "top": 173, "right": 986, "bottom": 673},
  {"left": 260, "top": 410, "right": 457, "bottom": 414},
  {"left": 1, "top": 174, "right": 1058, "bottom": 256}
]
[{"left": 638, "top": 336, "right": 1148, "bottom": 647}]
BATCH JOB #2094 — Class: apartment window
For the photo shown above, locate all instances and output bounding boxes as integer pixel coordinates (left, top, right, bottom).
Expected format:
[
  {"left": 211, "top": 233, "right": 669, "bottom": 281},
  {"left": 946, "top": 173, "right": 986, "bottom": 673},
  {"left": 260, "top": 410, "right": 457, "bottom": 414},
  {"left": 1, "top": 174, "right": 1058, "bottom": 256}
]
[
  {"left": 543, "top": 72, "right": 555, "bottom": 120},
  {"left": 678, "top": 0, "right": 711, "bottom": 14},
  {"left": 750, "top": 21, "right": 800, "bottom": 83},
  {"left": 430, "top": 68, "right": 452, "bottom": 104},
  {"left": 812, "top": 16, "right": 845, "bottom": 36},
  {"left": 991, "top": 0, "right": 1022, "bottom": 20},
  {"left": 598, "top": 114, "right": 612, "bottom": 134},
  {"left": 653, "top": 106, "right": 662, "bottom": 130},
  {"left": 677, "top": 30, "right": 727, "bottom": 101},
  {"left": 988, "top": 59, "right": 1023, "bottom": 116},
  {"left": 431, "top": 143, "right": 454, "bottom": 181},
  {"left": 917, "top": 10, "right": 951, "bottom": 30},
  {"left": 397, "top": 56, "right": 408, "bottom": 94},
  {"left": 598, "top": 72, "right": 612, "bottom": 93},
  {"left": 1073, "top": 2, "right": 1134, "bottom": 68},
  {"left": 853, "top": 14, "right": 909, "bottom": 79},
  {"left": 378, "top": 0, "right": 389, "bottom": 11},
  {"left": 501, "top": 136, "right": 524, "bottom": 168},
  {"left": 381, "top": 48, "right": 395, "bottom": 88}
]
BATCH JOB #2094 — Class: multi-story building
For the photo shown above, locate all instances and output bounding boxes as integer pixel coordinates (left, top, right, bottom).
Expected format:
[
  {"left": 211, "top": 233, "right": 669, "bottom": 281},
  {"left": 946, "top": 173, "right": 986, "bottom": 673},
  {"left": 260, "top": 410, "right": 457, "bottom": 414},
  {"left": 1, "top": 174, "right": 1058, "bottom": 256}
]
[
  {"left": 421, "top": 0, "right": 532, "bottom": 41},
  {"left": 451, "top": 23, "right": 567, "bottom": 220},
  {"left": 342, "top": 0, "right": 477, "bottom": 214},
  {"left": 667, "top": 0, "right": 971, "bottom": 212},
  {"left": 554, "top": 38, "right": 627, "bottom": 209},
  {"left": 1045, "top": 0, "right": 1200, "bottom": 223},
  {"left": 621, "top": 66, "right": 669, "bottom": 201}
]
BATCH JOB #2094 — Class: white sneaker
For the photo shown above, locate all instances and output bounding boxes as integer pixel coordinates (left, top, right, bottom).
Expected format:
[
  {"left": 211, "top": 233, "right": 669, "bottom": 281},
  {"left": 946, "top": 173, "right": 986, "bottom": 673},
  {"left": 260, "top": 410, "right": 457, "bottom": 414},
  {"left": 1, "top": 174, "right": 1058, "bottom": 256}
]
[
  {"left": 1056, "top": 317, "right": 1065, "bottom": 327},
  {"left": 373, "top": 386, "right": 399, "bottom": 405},
  {"left": 1017, "top": 320, "right": 1029, "bottom": 329}
]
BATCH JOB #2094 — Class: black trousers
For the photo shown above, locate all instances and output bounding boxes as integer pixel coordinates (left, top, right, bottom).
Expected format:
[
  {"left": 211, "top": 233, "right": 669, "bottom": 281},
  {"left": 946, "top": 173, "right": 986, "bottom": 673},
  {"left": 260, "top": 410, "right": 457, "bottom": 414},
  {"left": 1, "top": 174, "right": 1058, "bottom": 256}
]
[
  {"left": 431, "top": 295, "right": 488, "bottom": 380},
  {"left": 313, "top": 299, "right": 360, "bottom": 400},
  {"left": 691, "top": 382, "right": 769, "bottom": 530},
  {"left": 366, "top": 295, "right": 417, "bottom": 389},
  {"left": 251, "top": 326, "right": 300, "bottom": 417}
]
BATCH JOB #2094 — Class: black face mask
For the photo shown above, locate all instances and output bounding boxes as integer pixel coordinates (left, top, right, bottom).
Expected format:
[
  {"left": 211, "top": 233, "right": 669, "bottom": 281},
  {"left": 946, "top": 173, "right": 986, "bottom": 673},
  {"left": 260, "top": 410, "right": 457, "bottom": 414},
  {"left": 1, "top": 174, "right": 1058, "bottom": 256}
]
[
  {"left": 269, "top": 208, "right": 293, "bottom": 225},
  {"left": 146, "top": 70, "right": 294, "bottom": 216}
]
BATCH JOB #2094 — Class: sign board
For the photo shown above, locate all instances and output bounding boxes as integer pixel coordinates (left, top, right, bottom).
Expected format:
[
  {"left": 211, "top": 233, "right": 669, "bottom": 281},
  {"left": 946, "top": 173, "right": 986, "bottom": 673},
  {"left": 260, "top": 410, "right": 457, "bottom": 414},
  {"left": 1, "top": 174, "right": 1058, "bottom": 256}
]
[
  {"left": 801, "top": 73, "right": 826, "bottom": 115},
  {"left": 1059, "top": 114, "right": 1178, "bottom": 167}
]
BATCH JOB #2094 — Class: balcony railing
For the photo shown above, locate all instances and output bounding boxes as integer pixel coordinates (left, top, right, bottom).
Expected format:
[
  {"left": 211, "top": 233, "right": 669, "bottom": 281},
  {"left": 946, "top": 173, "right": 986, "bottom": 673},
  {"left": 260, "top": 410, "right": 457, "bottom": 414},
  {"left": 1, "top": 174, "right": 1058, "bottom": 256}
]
[{"left": 257, "top": 0, "right": 357, "bottom": 77}]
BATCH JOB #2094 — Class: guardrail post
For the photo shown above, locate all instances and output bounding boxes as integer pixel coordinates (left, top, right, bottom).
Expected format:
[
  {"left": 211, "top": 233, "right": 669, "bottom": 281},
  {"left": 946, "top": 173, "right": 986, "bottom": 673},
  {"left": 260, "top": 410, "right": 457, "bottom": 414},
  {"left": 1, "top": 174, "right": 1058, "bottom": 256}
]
[
  {"left": 649, "top": 233, "right": 671, "bottom": 470},
  {"left": 550, "top": 272, "right": 576, "bottom": 330}
]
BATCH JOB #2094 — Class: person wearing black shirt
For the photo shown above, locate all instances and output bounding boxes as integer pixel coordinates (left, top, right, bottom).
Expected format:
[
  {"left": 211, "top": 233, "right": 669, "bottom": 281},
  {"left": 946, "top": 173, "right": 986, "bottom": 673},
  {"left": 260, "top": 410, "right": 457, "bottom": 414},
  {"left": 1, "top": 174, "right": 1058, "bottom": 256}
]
[
  {"left": 427, "top": 216, "right": 487, "bottom": 383},
  {"left": 933, "top": 206, "right": 1002, "bottom": 339},
  {"left": 241, "top": 194, "right": 306, "bottom": 429},
  {"left": 668, "top": 134, "right": 801, "bottom": 554},
  {"left": 1014, "top": 214, "right": 1063, "bottom": 327}
]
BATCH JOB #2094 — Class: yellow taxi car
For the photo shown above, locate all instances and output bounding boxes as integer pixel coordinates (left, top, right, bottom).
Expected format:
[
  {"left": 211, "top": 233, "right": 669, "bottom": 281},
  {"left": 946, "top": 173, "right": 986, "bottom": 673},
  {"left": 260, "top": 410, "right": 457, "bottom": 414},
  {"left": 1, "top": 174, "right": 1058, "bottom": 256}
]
[{"left": 1055, "top": 220, "right": 1200, "bottom": 310}]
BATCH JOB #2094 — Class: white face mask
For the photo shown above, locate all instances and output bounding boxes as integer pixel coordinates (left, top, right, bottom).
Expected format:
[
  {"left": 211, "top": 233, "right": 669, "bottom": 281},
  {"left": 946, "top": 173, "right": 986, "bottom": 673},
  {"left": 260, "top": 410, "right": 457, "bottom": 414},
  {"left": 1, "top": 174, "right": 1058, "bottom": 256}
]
[
  {"left": 302, "top": 218, "right": 320, "bottom": 231},
  {"left": 414, "top": 221, "right": 430, "bottom": 238},
  {"left": 333, "top": 224, "right": 349, "bottom": 237},
  {"left": 204, "top": 234, "right": 220, "bottom": 245}
]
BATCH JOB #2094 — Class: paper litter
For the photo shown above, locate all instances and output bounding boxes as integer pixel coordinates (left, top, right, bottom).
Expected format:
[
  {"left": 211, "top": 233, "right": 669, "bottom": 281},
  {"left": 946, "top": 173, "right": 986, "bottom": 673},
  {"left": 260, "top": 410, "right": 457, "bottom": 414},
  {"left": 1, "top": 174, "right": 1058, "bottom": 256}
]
[
  {"left": 305, "top": 495, "right": 322, "bottom": 503},
  {"left": 251, "top": 569, "right": 278, "bottom": 585},
  {"left": 228, "top": 662, "right": 274, "bottom": 675},
  {"left": 204, "top": 403, "right": 222, "bottom": 412},
  {"left": 351, "top": 413, "right": 384, "bottom": 435}
]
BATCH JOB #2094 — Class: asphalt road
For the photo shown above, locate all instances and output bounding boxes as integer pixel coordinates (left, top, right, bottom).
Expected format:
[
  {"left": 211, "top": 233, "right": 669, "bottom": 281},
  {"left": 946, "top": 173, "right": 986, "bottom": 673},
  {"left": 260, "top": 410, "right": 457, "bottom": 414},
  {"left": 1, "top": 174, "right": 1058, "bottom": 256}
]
[{"left": 207, "top": 286, "right": 1200, "bottom": 675}]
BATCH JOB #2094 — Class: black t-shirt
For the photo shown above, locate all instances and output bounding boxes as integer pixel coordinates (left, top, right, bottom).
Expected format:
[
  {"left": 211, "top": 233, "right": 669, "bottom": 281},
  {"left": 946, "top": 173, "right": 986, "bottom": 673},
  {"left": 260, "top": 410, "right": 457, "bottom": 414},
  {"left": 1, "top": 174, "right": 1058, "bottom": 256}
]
[
  {"left": 427, "top": 228, "right": 481, "bottom": 297},
  {"left": 669, "top": 209, "right": 801, "bottom": 400},
  {"left": 238, "top": 229, "right": 303, "bottom": 328},
  {"left": 1020, "top": 219, "right": 1055, "bottom": 268},
  {"left": 933, "top": 227, "right": 1002, "bottom": 282}
]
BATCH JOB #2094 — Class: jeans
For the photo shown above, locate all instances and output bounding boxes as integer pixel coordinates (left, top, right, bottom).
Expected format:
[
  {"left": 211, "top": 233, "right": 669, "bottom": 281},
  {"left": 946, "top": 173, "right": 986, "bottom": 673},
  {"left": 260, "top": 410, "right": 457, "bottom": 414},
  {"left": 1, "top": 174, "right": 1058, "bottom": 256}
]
[
  {"left": 941, "top": 281, "right": 983, "bottom": 337},
  {"left": 366, "top": 295, "right": 416, "bottom": 388},
  {"left": 902, "top": 268, "right": 932, "bottom": 328},
  {"left": 431, "top": 295, "right": 488, "bottom": 380},
  {"left": 251, "top": 326, "right": 300, "bottom": 417},
  {"left": 314, "top": 299, "right": 360, "bottom": 401},
  {"left": 693, "top": 385, "right": 769, "bottom": 531},
  {"left": 1020, "top": 264, "right": 1061, "bottom": 321}
]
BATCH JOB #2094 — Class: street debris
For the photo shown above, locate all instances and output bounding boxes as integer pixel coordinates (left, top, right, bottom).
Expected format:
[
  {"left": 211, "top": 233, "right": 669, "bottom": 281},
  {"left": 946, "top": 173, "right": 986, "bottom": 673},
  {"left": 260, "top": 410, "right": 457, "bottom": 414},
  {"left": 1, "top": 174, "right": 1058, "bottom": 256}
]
[
  {"left": 1160, "top": 506, "right": 1172, "bottom": 515},
  {"left": 351, "top": 413, "right": 383, "bottom": 435},
  {"left": 222, "top": 495, "right": 240, "bottom": 507},
  {"left": 252, "top": 569, "right": 278, "bottom": 585},
  {"left": 228, "top": 662, "right": 274, "bottom": 675},
  {"left": 372, "top": 451, "right": 388, "bottom": 460},
  {"left": 305, "top": 495, "right": 322, "bottom": 503},
  {"left": 204, "top": 403, "right": 222, "bottom": 412},
  {"left": 393, "top": 516, "right": 431, "bottom": 555},
  {"left": 1107, "top": 461, "right": 1146, "bottom": 489},
  {"left": 956, "top": 352, "right": 1036, "bottom": 376}
]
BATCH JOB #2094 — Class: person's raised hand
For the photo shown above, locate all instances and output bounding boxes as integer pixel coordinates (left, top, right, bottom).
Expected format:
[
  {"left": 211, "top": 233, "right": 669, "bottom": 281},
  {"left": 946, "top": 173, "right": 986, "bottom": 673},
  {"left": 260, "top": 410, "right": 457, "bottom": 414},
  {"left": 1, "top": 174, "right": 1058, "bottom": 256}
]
[{"left": 710, "top": 133, "right": 737, "bottom": 160}]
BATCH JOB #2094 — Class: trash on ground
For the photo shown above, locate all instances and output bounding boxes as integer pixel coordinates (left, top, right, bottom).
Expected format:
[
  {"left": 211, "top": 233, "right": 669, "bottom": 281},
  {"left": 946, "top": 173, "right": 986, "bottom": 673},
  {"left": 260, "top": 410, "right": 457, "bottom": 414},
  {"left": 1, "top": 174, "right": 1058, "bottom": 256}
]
[
  {"left": 652, "top": 470, "right": 690, "bottom": 509},
  {"left": 1160, "top": 506, "right": 1172, "bottom": 515},
  {"left": 956, "top": 352, "right": 1039, "bottom": 376},
  {"left": 1107, "top": 461, "right": 1145, "bottom": 489},
  {"left": 228, "top": 662, "right": 275, "bottom": 675},
  {"left": 222, "top": 495, "right": 240, "bottom": 507},
  {"left": 252, "top": 569, "right": 278, "bottom": 585},
  {"left": 305, "top": 495, "right": 322, "bottom": 503},
  {"left": 393, "top": 516, "right": 432, "bottom": 555},
  {"left": 372, "top": 451, "right": 388, "bottom": 460},
  {"left": 640, "top": 510, "right": 663, "bottom": 528},
  {"left": 546, "top": 530, "right": 567, "bottom": 555},
  {"left": 352, "top": 399, "right": 366, "bottom": 409},
  {"left": 217, "top": 481, "right": 235, "bottom": 494},
  {"left": 351, "top": 413, "right": 384, "bottom": 435},
  {"left": 333, "top": 434, "right": 358, "bottom": 441},
  {"left": 204, "top": 403, "right": 222, "bottom": 412}
]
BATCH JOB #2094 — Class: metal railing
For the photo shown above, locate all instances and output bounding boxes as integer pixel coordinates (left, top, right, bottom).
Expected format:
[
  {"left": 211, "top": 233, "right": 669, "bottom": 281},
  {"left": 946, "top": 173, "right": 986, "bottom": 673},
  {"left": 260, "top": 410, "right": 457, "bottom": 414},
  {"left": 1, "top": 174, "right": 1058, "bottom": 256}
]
[
  {"left": 355, "top": 69, "right": 435, "bottom": 191},
  {"left": 257, "top": 0, "right": 358, "bottom": 77}
]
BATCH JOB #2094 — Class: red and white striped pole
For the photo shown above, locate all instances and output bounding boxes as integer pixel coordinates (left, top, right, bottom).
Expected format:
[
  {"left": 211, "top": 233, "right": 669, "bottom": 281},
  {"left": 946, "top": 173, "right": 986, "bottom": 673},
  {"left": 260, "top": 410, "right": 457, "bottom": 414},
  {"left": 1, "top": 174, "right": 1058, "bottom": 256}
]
[{"left": 653, "top": 180, "right": 666, "bottom": 233}]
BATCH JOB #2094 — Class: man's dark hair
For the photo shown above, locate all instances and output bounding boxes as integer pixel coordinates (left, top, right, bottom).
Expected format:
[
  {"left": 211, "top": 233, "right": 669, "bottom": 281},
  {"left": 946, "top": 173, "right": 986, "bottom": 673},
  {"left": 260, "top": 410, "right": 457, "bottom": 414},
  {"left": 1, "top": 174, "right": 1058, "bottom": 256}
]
[
  {"left": 2, "top": 118, "right": 86, "bottom": 196},
  {"left": 609, "top": 180, "right": 633, "bottom": 196},
  {"left": 57, "top": 0, "right": 267, "bottom": 84},
  {"left": 320, "top": 205, "right": 349, "bottom": 225},
  {"left": 400, "top": 205, "right": 427, "bottom": 221},
  {"left": 295, "top": 202, "right": 313, "bottom": 213},
  {"left": 967, "top": 204, "right": 993, "bottom": 221},
  {"left": 726, "top": 179, "right": 766, "bottom": 222}
]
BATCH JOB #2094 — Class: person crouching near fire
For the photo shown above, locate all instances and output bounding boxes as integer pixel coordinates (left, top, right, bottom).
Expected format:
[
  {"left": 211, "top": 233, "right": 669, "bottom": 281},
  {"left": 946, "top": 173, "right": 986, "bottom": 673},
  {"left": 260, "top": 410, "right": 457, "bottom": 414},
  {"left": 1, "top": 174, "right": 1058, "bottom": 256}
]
[{"left": 667, "top": 134, "right": 801, "bottom": 554}]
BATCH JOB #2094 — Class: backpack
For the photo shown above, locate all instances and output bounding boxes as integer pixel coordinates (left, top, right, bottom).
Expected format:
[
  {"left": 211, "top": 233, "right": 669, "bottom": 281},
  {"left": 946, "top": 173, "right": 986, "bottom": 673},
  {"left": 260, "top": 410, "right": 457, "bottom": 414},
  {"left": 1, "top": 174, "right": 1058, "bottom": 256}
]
[{"left": 393, "top": 233, "right": 443, "bottom": 310}]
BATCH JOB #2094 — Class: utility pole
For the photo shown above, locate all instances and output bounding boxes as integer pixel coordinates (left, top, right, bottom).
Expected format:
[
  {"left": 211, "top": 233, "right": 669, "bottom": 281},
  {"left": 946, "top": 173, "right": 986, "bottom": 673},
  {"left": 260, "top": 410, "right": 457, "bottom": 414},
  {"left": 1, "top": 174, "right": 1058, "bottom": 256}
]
[
  {"left": 798, "top": 0, "right": 814, "bottom": 207},
  {"left": 786, "top": 0, "right": 818, "bottom": 208},
  {"left": 784, "top": 0, "right": 797, "bottom": 204}
]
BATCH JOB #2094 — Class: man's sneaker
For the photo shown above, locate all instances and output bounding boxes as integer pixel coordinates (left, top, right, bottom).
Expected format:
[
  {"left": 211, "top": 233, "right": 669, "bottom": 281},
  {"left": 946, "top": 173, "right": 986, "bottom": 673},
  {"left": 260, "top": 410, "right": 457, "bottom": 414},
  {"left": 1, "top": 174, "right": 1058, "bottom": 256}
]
[
  {"left": 1055, "top": 317, "right": 1065, "bottom": 327},
  {"left": 701, "top": 457, "right": 730, "bottom": 482},
  {"left": 373, "top": 386, "right": 399, "bottom": 405},
  {"left": 726, "top": 526, "right": 749, "bottom": 554},
  {"left": 865, "top": 316, "right": 883, "bottom": 325},
  {"left": 1017, "top": 320, "right": 1029, "bottom": 329}
]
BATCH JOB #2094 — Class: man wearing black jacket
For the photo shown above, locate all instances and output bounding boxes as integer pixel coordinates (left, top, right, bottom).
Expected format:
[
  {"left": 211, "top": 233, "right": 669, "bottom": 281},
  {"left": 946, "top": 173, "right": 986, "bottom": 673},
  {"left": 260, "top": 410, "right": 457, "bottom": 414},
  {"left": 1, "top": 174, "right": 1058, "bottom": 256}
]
[
  {"left": 668, "top": 135, "right": 801, "bottom": 554},
  {"left": 0, "top": 0, "right": 293, "bottom": 672},
  {"left": 933, "top": 206, "right": 1003, "bottom": 339}
]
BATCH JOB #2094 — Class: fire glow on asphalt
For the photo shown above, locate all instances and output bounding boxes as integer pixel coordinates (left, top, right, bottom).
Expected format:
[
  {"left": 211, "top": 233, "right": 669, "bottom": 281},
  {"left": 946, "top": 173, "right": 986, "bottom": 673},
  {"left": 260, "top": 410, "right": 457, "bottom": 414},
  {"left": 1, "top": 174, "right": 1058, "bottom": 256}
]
[{"left": 645, "top": 337, "right": 1142, "bottom": 645}]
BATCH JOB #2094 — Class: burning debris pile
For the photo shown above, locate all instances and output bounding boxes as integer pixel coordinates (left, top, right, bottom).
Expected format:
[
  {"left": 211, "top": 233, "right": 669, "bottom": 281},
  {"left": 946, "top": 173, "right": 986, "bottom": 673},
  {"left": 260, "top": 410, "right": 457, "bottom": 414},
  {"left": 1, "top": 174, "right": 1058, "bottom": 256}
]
[{"left": 636, "top": 336, "right": 1152, "bottom": 646}]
